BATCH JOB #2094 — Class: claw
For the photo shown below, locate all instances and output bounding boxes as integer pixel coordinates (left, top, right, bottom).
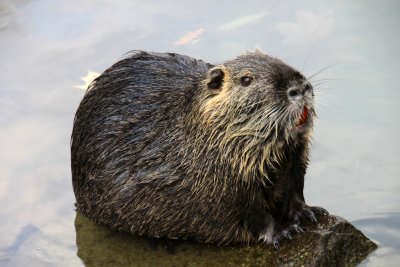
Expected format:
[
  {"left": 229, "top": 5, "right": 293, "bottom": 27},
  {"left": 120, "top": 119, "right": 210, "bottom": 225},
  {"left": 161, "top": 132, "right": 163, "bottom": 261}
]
[
  {"left": 293, "top": 213, "right": 301, "bottom": 225},
  {"left": 287, "top": 232, "right": 292, "bottom": 240},
  {"left": 306, "top": 210, "right": 318, "bottom": 223},
  {"left": 311, "top": 206, "right": 329, "bottom": 215},
  {"left": 290, "top": 204, "right": 328, "bottom": 225},
  {"left": 282, "top": 230, "right": 292, "bottom": 240},
  {"left": 293, "top": 224, "right": 304, "bottom": 233},
  {"left": 260, "top": 220, "right": 308, "bottom": 248}
]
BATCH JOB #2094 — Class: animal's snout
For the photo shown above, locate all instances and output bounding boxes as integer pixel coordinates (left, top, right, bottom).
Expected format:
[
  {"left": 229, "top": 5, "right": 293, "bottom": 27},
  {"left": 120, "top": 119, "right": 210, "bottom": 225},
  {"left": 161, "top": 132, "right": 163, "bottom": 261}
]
[{"left": 287, "top": 83, "right": 310, "bottom": 102}]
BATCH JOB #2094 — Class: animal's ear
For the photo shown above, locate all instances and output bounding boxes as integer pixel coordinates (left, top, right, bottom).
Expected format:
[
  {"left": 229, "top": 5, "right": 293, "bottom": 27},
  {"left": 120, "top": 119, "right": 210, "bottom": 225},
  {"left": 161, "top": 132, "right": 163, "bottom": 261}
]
[{"left": 207, "top": 67, "right": 225, "bottom": 91}]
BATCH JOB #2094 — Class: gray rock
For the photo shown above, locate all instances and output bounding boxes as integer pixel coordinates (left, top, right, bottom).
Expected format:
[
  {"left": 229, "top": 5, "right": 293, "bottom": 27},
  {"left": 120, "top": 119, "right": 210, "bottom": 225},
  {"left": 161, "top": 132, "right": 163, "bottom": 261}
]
[{"left": 74, "top": 212, "right": 377, "bottom": 266}]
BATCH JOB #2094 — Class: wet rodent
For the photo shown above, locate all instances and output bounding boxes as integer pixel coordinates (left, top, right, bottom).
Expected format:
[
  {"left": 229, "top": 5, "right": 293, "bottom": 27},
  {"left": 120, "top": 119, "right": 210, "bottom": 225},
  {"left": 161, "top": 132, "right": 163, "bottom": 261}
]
[{"left": 71, "top": 50, "right": 328, "bottom": 247}]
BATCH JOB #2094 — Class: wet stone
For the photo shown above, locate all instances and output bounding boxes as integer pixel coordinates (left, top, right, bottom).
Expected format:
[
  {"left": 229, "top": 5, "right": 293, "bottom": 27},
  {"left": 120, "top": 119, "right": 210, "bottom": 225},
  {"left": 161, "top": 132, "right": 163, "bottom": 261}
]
[{"left": 74, "top": 213, "right": 377, "bottom": 267}]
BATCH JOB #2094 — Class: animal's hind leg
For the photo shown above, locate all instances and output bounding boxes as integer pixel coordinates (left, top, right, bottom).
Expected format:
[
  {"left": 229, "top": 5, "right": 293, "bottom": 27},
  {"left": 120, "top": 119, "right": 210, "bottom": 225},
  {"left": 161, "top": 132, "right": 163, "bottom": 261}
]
[{"left": 257, "top": 214, "right": 304, "bottom": 249}]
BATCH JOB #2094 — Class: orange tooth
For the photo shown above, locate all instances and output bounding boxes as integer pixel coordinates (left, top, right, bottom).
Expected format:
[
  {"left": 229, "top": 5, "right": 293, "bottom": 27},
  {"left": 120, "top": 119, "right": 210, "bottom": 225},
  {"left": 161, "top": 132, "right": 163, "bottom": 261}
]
[{"left": 296, "top": 107, "right": 308, "bottom": 126}]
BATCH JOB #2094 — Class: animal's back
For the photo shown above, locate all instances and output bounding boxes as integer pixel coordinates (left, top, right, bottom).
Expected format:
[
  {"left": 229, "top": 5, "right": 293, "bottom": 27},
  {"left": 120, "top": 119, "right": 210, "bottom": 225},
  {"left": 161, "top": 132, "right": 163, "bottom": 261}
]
[{"left": 71, "top": 52, "right": 209, "bottom": 223}]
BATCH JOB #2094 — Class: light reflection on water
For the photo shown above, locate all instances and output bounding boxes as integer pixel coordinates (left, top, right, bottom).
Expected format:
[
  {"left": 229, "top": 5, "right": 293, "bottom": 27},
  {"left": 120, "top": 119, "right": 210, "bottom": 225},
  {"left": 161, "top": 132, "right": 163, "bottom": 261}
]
[{"left": 0, "top": 0, "right": 399, "bottom": 266}]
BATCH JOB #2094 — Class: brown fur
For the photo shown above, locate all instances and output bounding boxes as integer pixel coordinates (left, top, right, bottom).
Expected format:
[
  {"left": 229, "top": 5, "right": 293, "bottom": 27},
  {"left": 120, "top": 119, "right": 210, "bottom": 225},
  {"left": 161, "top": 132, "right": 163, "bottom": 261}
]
[{"left": 71, "top": 50, "right": 327, "bottom": 247}]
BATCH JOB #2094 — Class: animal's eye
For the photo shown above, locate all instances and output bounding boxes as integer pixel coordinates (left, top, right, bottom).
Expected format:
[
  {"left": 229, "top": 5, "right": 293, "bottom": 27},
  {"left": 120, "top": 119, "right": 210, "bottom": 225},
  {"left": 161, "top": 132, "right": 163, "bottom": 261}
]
[{"left": 240, "top": 76, "right": 253, "bottom": 87}]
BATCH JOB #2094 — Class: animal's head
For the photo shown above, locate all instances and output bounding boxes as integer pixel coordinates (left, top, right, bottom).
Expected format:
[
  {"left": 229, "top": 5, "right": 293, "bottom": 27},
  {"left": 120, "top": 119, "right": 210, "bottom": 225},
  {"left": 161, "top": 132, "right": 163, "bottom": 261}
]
[{"left": 200, "top": 50, "right": 315, "bottom": 144}]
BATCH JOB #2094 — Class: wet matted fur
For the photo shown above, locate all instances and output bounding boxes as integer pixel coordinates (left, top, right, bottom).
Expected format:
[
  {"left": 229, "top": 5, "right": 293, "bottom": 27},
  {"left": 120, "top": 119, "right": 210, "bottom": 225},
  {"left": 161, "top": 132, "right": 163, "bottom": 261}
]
[{"left": 71, "top": 50, "right": 328, "bottom": 247}]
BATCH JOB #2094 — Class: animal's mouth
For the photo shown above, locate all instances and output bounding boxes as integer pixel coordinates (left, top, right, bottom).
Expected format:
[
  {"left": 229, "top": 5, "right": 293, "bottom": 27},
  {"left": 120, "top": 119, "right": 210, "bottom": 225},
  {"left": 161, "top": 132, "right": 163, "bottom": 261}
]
[{"left": 295, "top": 106, "right": 309, "bottom": 127}]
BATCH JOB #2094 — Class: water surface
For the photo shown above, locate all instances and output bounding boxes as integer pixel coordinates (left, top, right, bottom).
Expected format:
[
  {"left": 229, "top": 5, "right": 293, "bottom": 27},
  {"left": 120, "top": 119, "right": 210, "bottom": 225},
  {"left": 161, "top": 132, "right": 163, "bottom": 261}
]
[{"left": 0, "top": 0, "right": 399, "bottom": 266}]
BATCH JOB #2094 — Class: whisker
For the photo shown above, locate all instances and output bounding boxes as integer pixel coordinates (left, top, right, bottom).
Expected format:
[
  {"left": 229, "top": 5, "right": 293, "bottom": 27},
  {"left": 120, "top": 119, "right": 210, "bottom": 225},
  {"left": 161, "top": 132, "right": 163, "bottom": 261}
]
[
  {"left": 309, "top": 78, "right": 336, "bottom": 82},
  {"left": 312, "top": 82, "right": 332, "bottom": 88},
  {"left": 245, "top": 98, "right": 271, "bottom": 109},
  {"left": 307, "top": 64, "right": 335, "bottom": 81}
]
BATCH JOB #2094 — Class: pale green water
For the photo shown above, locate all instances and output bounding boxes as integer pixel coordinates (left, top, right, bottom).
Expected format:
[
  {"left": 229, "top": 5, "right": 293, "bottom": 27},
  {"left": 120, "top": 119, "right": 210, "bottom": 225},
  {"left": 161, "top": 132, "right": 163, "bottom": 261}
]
[{"left": 0, "top": 0, "right": 399, "bottom": 266}]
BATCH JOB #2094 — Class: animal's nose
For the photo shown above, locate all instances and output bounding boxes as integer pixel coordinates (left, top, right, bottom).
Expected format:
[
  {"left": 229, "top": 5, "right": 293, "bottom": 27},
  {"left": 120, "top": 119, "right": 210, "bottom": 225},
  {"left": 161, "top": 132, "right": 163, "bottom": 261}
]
[{"left": 287, "top": 84, "right": 309, "bottom": 102}]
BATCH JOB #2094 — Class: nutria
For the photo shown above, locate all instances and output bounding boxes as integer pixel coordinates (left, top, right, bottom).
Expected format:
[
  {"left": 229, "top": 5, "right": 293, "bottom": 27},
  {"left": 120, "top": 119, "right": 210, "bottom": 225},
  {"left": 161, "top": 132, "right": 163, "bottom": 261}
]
[{"left": 71, "top": 50, "right": 328, "bottom": 248}]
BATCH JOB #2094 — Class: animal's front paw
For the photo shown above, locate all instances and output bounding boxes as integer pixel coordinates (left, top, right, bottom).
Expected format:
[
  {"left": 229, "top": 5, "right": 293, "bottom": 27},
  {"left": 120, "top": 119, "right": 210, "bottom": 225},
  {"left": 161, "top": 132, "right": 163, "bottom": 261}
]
[
  {"left": 289, "top": 203, "right": 329, "bottom": 225},
  {"left": 258, "top": 223, "right": 304, "bottom": 249}
]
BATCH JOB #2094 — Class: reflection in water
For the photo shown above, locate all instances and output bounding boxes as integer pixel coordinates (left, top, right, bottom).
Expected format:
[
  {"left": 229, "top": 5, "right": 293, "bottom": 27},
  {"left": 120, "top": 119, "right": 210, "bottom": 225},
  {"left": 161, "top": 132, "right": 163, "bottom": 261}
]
[
  {"left": 275, "top": 11, "right": 335, "bottom": 46},
  {"left": 173, "top": 28, "right": 205, "bottom": 46},
  {"left": 0, "top": 224, "right": 38, "bottom": 266},
  {"left": 0, "top": 0, "right": 13, "bottom": 31},
  {"left": 74, "top": 212, "right": 376, "bottom": 266},
  {"left": 217, "top": 12, "right": 269, "bottom": 31},
  {"left": 4, "top": 217, "right": 82, "bottom": 267},
  {"left": 74, "top": 71, "right": 100, "bottom": 91},
  {"left": 74, "top": 212, "right": 263, "bottom": 267},
  {"left": 356, "top": 212, "right": 400, "bottom": 266}
]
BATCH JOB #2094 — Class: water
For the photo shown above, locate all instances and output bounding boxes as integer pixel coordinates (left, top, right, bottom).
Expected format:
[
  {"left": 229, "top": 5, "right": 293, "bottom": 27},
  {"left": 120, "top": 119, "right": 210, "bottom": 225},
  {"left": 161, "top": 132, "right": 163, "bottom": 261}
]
[{"left": 0, "top": 0, "right": 399, "bottom": 266}]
